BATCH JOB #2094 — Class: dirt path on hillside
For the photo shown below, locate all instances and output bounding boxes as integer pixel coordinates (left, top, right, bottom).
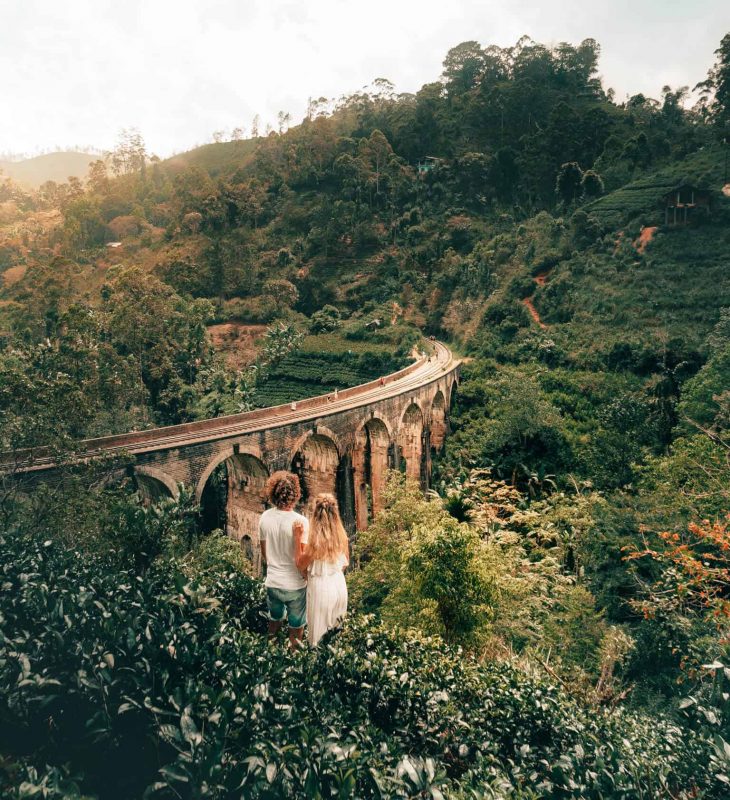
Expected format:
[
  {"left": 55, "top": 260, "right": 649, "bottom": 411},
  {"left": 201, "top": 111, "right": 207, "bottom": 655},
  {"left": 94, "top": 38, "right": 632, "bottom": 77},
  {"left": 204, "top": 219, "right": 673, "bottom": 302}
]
[
  {"left": 2, "top": 265, "right": 27, "bottom": 286},
  {"left": 520, "top": 226, "right": 653, "bottom": 330},
  {"left": 634, "top": 226, "right": 657, "bottom": 254},
  {"left": 522, "top": 297, "right": 547, "bottom": 328},
  {"left": 521, "top": 267, "right": 553, "bottom": 328}
]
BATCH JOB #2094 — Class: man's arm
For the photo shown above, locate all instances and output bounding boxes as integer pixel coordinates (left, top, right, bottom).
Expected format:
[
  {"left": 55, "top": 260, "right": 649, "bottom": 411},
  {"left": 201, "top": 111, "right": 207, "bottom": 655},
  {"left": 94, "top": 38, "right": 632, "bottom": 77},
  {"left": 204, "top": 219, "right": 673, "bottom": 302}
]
[{"left": 260, "top": 540, "right": 267, "bottom": 564}]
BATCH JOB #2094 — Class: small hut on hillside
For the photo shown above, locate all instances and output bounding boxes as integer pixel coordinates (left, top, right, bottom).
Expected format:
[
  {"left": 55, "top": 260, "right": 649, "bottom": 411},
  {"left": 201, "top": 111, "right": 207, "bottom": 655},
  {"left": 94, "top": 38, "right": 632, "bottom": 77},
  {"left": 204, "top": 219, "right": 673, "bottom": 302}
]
[
  {"left": 417, "top": 156, "right": 441, "bottom": 175},
  {"left": 662, "top": 184, "right": 711, "bottom": 225}
]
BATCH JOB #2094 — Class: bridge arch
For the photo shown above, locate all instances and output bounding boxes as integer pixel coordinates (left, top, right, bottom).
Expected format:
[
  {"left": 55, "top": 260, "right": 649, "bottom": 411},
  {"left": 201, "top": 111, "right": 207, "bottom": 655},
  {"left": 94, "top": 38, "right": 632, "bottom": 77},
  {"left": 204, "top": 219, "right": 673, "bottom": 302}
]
[
  {"left": 447, "top": 377, "right": 459, "bottom": 409},
  {"left": 290, "top": 430, "right": 342, "bottom": 512},
  {"left": 398, "top": 402, "right": 426, "bottom": 485},
  {"left": 288, "top": 426, "right": 343, "bottom": 463},
  {"left": 429, "top": 390, "right": 447, "bottom": 452},
  {"left": 134, "top": 466, "right": 178, "bottom": 504},
  {"left": 195, "top": 444, "right": 265, "bottom": 502},
  {"left": 353, "top": 415, "right": 392, "bottom": 530},
  {"left": 197, "top": 446, "right": 269, "bottom": 573},
  {"left": 354, "top": 412, "right": 394, "bottom": 442}
]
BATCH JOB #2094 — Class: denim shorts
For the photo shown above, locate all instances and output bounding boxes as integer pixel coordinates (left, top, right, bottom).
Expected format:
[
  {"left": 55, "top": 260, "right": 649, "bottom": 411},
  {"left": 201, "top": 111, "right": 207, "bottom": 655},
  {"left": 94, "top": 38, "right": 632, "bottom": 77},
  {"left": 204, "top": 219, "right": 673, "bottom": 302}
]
[{"left": 266, "top": 586, "right": 307, "bottom": 628}]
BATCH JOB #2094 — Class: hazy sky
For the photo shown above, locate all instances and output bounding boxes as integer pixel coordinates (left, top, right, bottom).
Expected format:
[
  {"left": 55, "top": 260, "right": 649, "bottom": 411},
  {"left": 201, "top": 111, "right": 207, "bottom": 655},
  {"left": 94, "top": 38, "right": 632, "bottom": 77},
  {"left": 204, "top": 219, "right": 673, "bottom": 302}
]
[{"left": 3, "top": 0, "right": 729, "bottom": 158}]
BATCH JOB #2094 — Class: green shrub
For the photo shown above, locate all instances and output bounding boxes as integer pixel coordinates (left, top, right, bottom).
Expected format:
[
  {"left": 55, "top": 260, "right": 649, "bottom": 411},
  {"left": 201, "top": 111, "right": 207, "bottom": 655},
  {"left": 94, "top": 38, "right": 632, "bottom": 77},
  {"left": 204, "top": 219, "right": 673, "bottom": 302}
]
[
  {"left": 309, "top": 304, "right": 342, "bottom": 333},
  {"left": 0, "top": 509, "right": 724, "bottom": 798},
  {"left": 218, "top": 296, "right": 281, "bottom": 324},
  {"left": 506, "top": 274, "right": 536, "bottom": 301}
]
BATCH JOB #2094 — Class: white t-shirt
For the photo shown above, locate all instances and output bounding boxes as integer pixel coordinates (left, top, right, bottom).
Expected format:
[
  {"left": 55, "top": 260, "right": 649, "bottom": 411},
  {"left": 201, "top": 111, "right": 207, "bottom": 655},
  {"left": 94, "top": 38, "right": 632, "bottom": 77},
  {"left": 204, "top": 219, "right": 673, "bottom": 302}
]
[{"left": 259, "top": 507, "right": 309, "bottom": 590}]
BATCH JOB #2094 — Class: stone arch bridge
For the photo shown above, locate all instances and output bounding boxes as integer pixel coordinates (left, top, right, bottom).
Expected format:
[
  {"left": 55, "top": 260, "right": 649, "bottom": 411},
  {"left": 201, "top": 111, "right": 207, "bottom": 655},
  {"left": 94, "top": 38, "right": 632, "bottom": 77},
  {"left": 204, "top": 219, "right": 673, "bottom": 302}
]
[{"left": 17, "top": 342, "right": 459, "bottom": 569}]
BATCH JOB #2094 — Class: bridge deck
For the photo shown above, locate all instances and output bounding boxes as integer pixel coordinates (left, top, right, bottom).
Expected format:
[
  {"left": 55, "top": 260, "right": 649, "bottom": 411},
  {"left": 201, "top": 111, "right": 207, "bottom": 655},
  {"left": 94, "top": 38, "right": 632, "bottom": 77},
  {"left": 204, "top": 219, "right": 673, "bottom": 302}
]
[{"left": 12, "top": 342, "right": 458, "bottom": 469}]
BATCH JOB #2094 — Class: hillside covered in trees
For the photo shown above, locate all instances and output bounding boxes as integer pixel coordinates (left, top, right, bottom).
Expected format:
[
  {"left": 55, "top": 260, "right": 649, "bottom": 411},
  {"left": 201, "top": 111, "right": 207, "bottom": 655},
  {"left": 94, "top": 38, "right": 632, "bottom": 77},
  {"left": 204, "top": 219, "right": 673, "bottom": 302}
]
[{"left": 1, "top": 31, "right": 730, "bottom": 799}]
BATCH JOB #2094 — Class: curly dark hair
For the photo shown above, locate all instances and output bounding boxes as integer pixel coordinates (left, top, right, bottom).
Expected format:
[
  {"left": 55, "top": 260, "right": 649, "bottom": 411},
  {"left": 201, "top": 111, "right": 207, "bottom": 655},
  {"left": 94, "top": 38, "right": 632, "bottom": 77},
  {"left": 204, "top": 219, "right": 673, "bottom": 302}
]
[{"left": 265, "top": 471, "right": 301, "bottom": 509}]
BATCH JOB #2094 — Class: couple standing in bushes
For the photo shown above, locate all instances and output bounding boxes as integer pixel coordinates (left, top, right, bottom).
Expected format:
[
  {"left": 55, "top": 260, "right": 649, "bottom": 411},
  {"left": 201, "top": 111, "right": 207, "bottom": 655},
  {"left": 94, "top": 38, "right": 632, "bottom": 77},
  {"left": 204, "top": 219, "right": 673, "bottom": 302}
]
[{"left": 259, "top": 471, "right": 349, "bottom": 648}]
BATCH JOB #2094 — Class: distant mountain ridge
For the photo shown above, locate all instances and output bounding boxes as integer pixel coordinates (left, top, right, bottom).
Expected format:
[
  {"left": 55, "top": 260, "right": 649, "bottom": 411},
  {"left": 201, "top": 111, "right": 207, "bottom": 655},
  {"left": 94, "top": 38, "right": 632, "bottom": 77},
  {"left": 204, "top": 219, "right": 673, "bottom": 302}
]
[{"left": 0, "top": 151, "right": 97, "bottom": 188}]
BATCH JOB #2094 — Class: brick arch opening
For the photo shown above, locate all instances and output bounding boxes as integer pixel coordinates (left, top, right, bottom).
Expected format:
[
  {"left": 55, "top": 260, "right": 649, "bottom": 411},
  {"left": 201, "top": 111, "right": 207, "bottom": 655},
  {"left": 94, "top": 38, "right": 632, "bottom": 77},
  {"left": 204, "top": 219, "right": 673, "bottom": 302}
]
[
  {"left": 290, "top": 433, "right": 341, "bottom": 513},
  {"left": 199, "top": 451, "right": 269, "bottom": 574},
  {"left": 430, "top": 390, "right": 447, "bottom": 452},
  {"left": 448, "top": 378, "right": 459, "bottom": 410},
  {"left": 226, "top": 454, "right": 269, "bottom": 572},
  {"left": 353, "top": 417, "right": 391, "bottom": 530},
  {"left": 398, "top": 402, "right": 425, "bottom": 485},
  {"left": 133, "top": 467, "right": 178, "bottom": 505}
]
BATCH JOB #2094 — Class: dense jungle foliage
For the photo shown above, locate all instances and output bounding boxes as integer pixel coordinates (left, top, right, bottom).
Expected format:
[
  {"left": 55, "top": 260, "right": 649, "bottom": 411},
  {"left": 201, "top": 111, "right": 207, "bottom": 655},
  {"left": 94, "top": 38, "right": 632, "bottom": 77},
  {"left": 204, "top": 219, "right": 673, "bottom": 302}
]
[
  {"left": 1, "top": 479, "right": 728, "bottom": 799},
  {"left": 1, "top": 30, "right": 730, "bottom": 798}
]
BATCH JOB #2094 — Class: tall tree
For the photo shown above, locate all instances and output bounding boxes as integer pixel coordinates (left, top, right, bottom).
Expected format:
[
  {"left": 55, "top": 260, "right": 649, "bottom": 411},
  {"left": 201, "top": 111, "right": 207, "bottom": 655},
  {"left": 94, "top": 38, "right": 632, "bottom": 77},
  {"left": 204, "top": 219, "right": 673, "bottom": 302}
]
[
  {"left": 442, "top": 41, "right": 486, "bottom": 95},
  {"left": 697, "top": 33, "right": 730, "bottom": 134},
  {"left": 106, "top": 128, "right": 147, "bottom": 178},
  {"left": 358, "top": 129, "right": 396, "bottom": 197},
  {"left": 555, "top": 161, "right": 583, "bottom": 205}
]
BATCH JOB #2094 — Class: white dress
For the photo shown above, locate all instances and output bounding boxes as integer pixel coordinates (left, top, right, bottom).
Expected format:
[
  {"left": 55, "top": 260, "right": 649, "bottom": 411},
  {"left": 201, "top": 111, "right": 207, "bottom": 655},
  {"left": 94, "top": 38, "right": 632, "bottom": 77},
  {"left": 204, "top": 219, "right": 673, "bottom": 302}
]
[{"left": 307, "top": 553, "right": 348, "bottom": 646}]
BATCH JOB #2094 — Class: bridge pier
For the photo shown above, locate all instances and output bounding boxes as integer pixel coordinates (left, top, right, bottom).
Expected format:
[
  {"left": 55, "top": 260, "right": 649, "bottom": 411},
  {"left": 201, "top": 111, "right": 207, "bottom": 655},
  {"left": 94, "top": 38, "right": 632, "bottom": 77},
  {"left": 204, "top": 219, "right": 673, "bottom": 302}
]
[
  {"left": 290, "top": 431, "right": 340, "bottom": 512},
  {"left": 336, "top": 454, "right": 356, "bottom": 533},
  {"left": 398, "top": 402, "right": 425, "bottom": 488},
  {"left": 225, "top": 453, "right": 269, "bottom": 573},
  {"left": 353, "top": 417, "right": 391, "bottom": 530},
  {"left": 421, "top": 427, "right": 431, "bottom": 490},
  {"left": 429, "top": 390, "right": 447, "bottom": 452}
]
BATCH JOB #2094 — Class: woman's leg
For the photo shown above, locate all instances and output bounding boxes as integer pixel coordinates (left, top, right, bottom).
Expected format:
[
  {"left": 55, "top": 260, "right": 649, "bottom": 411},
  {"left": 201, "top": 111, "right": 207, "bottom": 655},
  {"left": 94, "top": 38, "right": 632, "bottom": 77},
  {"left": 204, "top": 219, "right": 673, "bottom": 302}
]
[{"left": 307, "top": 578, "right": 328, "bottom": 646}]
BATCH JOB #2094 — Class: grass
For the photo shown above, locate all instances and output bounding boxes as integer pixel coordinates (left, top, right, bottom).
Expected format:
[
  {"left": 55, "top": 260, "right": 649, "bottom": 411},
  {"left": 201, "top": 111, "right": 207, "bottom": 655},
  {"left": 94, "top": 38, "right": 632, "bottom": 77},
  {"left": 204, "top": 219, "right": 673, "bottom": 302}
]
[{"left": 162, "top": 139, "right": 259, "bottom": 178}]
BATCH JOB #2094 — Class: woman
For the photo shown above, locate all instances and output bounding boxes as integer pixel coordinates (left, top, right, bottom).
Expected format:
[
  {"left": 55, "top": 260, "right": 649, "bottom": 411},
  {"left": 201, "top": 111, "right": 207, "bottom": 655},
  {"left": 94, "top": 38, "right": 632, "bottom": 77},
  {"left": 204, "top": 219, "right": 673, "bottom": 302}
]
[{"left": 293, "top": 494, "right": 349, "bottom": 646}]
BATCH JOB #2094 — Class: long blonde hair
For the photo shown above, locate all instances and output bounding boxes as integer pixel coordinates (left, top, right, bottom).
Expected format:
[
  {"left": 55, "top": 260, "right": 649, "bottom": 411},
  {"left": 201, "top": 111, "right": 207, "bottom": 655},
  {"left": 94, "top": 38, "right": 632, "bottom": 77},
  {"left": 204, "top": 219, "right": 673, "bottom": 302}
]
[{"left": 306, "top": 494, "right": 349, "bottom": 562}]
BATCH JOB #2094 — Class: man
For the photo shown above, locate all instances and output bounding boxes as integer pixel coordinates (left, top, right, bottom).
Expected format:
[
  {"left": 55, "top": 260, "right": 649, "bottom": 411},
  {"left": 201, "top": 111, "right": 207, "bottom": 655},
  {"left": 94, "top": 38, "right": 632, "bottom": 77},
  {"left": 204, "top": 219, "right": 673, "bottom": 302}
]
[{"left": 259, "top": 471, "right": 309, "bottom": 648}]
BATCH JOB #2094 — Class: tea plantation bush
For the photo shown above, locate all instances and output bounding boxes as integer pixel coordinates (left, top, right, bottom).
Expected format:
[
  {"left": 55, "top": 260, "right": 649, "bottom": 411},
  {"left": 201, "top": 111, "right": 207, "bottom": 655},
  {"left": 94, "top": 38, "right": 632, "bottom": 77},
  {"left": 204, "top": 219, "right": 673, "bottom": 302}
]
[
  {"left": 254, "top": 349, "right": 407, "bottom": 407},
  {"left": 0, "top": 524, "right": 723, "bottom": 798}
]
